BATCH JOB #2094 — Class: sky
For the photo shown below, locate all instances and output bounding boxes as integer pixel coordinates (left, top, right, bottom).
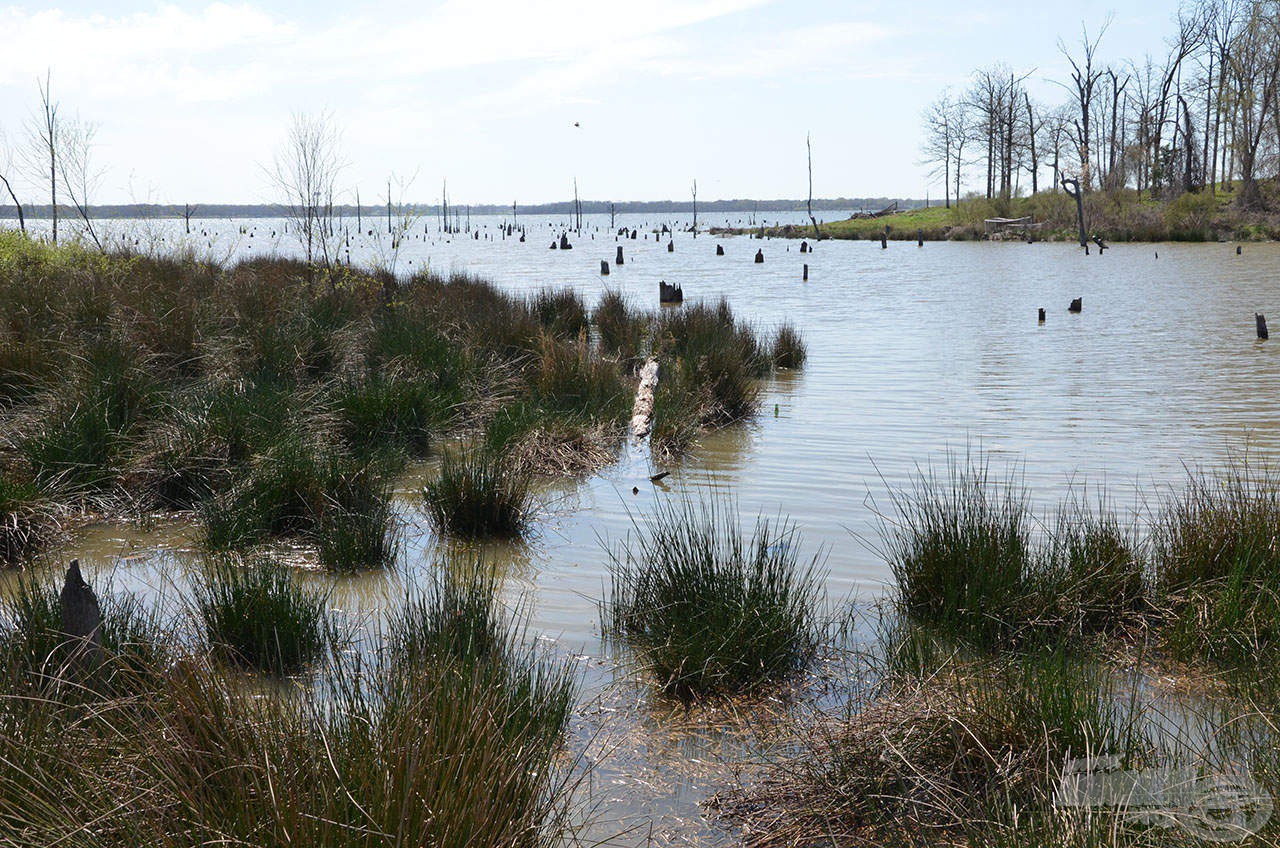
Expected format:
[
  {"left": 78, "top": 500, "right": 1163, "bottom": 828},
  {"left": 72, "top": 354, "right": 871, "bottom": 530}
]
[{"left": 0, "top": 0, "right": 1190, "bottom": 206}]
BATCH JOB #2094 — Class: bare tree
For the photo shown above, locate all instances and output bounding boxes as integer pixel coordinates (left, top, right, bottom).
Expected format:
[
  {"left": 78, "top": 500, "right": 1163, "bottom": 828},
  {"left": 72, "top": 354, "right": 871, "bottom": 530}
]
[
  {"left": 271, "top": 110, "right": 344, "bottom": 277},
  {"left": 921, "top": 93, "right": 958, "bottom": 208},
  {"left": 26, "top": 71, "right": 59, "bottom": 242},
  {"left": 806, "top": 133, "right": 820, "bottom": 235},
  {"left": 1059, "top": 20, "right": 1111, "bottom": 191},
  {"left": 57, "top": 115, "right": 104, "bottom": 251},
  {"left": 1224, "top": 1, "right": 1280, "bottom": 208}
]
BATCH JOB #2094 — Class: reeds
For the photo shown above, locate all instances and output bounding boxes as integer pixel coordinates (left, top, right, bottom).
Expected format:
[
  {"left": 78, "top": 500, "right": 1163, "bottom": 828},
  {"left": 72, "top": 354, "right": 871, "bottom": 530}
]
[
  {"left": 605, "top": 494, "right": 826, "bottom": 698},
  {"left": 770, "top": 321, "right": 807, "bottom": 369},
  {"left": 423, "top": 447, "right": 533, "bottom": 538}
]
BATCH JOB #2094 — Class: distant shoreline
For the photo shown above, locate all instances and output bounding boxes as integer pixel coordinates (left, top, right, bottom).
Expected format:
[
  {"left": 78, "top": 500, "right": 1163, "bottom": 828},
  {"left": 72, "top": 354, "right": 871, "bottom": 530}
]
[{"left": 0, "top": 198, "right": 926, "bottom": 222}]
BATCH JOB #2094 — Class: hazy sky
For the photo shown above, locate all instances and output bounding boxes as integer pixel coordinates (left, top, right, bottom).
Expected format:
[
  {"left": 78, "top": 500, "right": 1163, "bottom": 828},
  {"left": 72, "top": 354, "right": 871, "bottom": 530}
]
[{"left": 0, "top": 1, "right": 1190, "bottom": 205}]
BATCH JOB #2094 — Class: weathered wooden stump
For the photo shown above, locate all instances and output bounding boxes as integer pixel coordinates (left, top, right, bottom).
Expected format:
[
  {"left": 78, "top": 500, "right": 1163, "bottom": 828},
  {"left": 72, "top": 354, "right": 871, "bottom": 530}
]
[
  {"left": 1069, "top": 297, "right": 1083, "bottom": 313},
  {"left": 1238, "top": 245, "right": 1243, "bottom": 255},
  {"left": 1092, "top": 236, "right": 1108, "bottom": 254},
  {"left": 716, "top": 244, "right": 724, "bottom": 256},
  {"left": 754, "top": 249, "right": 764, "bottom": 264},
  {"left": 1038, "top": 308, "right": 1046, "bottom": 323},
  {"left": 631, "top": 230, "right": 637, "bottom": 240},
  {"left": 880, "top": 232, "right": 888, "bottom": 249},
  {"left": 918, "top": 229, "right": 924, "bottom": 247},
  {"left": 560, "top": 233, "right": 572, "bottom": 250},
  {"left": 659, "top": 280, "right": 683, "bottom": 304},
  {"left": 1258, "top": 313, "right": 1269, "bottom": 340},
  {"left": 60, "top": 560, "right": 103, "bottom": 670},
  {"left": 667, "top": 240, "right": 674, "bottom": 253},
  {"left": 800, "top": 241, "right": 808, "bottom": 254},
  {"left": 616, "top": 246, "right": 624, "bottom": 265},
  {"left": 600, "top": 260, "right": 610, "bottom": 275},
  {"left": 549, "top": 241, "right": 557, "bottom": 249},
  {"left": 803, "top": 263, "right": 809, "bottom": 281}
]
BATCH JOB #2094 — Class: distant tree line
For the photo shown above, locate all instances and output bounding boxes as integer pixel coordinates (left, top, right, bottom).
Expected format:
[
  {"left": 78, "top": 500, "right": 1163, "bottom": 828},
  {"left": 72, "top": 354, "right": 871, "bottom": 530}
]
[{"left": 922, "top": 1, "right": 1280, "bottom": 209}]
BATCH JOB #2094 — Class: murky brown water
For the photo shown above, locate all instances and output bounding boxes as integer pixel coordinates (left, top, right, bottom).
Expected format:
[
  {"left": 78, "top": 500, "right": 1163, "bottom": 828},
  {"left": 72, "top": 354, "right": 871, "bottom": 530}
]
[{"left": 17, "top": 217, "right": 1280, "bottom": 843}]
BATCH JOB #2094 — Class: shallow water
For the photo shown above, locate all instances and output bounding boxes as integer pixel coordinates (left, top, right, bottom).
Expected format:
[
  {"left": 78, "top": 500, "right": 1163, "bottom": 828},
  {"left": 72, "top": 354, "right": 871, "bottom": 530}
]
[{"left": 12, "top": 213, "right": 1280, "bottom": 843}]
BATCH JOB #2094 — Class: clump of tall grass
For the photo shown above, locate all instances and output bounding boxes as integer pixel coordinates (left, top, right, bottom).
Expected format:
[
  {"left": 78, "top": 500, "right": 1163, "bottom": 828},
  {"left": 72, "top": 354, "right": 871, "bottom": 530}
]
[
  {"left": 592, "top": 290, "right": 650, "bottom": 366},
  {"left": 0, "top": 475, "right": 54, "bottom": 564},
  {"left": 884, "top": 457, "right": 1036, "bottom": 647},
  {"left": 0, "top": 600, "right": 583, "bottom": 847},
  {"left": 656, "top": 298, "right": 769, "bottom": 427},
  {"left": 722, "top": 641, "right": 1152, "bottom": 846},
  {"left": 605, "top": 494, "right": 826, "bottom": 698},
  {"left": 193, "top": 554, "right": 328, "bottom": 674},
  {"left": 385, "top": 565, "right": 576, "bottom": 748},
  {"left": 200, "top": 435, "right": 400, "bottom": 568},
  {"left": 530, "top": 287, "right": 589, "bottom": 339},
  {"left": 0, "top": 567, "right": 168, "bottom": 689},
  {"left": 423, "top": 447, "right": 532, "bottom": 538},
  {"left": 770, "top": 321, "right": 807, "bottom": 369},
  {"left": 1041, "top": 493, "right": 1147, "bottom": 637},
  {"left": 1153, "top": 459, "right": 1280, "bottom": 667}
]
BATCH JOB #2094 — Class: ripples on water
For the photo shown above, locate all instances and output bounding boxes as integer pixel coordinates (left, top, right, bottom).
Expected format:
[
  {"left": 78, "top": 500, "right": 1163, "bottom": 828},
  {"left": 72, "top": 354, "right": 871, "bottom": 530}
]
[{"left": 14, "top": 214, "right": 1280, "bottom": 843}]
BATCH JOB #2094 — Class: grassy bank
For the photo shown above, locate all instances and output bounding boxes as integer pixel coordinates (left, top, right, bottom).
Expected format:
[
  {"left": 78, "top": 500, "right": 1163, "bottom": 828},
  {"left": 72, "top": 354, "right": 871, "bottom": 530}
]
[
  {"left": 725, "top": 181, "right": 1280, "bottom": 243},
  {"left": 0, "top": 232, "right": 804, "bottom": 557}
]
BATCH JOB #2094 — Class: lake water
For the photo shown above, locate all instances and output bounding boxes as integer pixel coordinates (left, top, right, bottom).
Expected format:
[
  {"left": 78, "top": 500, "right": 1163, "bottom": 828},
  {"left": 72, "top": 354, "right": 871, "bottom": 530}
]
[{"left": 12, "top": 213, "right": 1280, "bottom": 843}]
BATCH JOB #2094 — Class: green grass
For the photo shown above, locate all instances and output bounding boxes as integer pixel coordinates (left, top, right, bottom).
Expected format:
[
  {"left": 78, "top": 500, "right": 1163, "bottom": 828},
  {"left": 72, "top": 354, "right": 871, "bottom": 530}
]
[
  {"left": 193, "top": 554, "right": 328, "bottom": 674},
  {"left": 592, "top": 289, "right": 650, "bottom": 367},
  {"left": 423, "top": 447, "right": 533, "bottom": 538},
  {"left": 770, "top": 321, "right": 807, "bottom": 369},
  {"left": 0, "top": 475, "right": 53, "bottom": 564},
  {"left": 605, "top": 494, "right": 826, "bottom": 698}
]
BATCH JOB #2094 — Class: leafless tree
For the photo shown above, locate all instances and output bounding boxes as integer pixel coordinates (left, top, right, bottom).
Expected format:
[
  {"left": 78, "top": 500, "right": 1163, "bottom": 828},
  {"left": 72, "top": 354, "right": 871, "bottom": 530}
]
[
  {"left": 1059, "top": 20, "right": 1111, "bottom": 191},
  {"left": 921, "top": 93, "right": 960, "bottom": 208},
  {"left": 56, "top": 115, "right": 104, "bottom": 251},
  {"left": 270, "top": 110, "right": 344, "bottom": 277},
  {"left": 25, "top": 71, "right": 60, "bottom": 242},
  {"left": 1223, "top": 1, "right": 1280, "bottom": 208}
]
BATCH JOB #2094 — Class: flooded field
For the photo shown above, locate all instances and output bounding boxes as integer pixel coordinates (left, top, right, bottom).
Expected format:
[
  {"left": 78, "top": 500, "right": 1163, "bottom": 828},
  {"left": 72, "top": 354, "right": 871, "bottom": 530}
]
[{"left": 10, "top": 214, "right": 1280, "bottom": 843}]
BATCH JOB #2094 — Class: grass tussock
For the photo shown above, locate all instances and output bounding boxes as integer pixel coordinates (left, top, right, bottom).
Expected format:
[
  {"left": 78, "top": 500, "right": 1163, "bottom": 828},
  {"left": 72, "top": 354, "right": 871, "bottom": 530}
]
[
  {"left": 605, "top": 494, "right": 826, "bottom": 699},
  {"left": 771, "top": 321, "right": 807, "bottom": 369},
  {"left": 719, "top": 638, "right": 1181, "bottom": 848},
  {"left": 883, "top": 455, "right": 1149, "bottom": 648},
  {"left": 193, "top": 554, "right": 329, "bottom": 674},
  {"left": 423, "top": 447, "right": 533, "bottom": 538},
  {"left": 0, "top": 474, "right": 55, "bottom": 564}
]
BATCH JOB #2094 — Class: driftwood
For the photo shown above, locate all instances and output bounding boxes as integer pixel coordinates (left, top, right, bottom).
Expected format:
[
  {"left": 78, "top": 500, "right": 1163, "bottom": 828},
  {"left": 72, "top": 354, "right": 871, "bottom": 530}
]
[
  {"left": 60, "top": 560, "right": 103, "bottom": 670},
  {"left": 659, "top": 281, "right": 683, "bottom": 304},
  {"left": 1069, "top": 297, "right": 1083, "bottom": 313},
  {"left": 630, "top": 358, "right": 661, "bottom": 439}
]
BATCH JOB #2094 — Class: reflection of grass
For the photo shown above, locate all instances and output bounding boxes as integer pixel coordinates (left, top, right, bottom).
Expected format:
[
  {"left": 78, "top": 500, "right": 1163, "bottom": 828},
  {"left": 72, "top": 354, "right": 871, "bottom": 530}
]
[{"left": 606, "top": 494, "right": 825, "bottom": 698}]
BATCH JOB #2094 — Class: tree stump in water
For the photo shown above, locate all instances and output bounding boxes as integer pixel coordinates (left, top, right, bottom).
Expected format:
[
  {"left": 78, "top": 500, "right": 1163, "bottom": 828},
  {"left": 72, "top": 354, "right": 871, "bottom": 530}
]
[
  {"left": 754, "top": 249, "right": 764, "bottom": 264},
  {"left": 803, "top": 264, "right": 809, "bottom": 281},
  {"left": 616, "top": 246, "right": 624, "bottom": 265},
  {"left": 668, "top": 240, "right": 674, "bottom": 253},
  {"left": 716, "top": 244, "right": 724, "bottom": 256},
  {"left": 800, "top": 241, "right": 808, "bottom": 253},
  {"left": 1069, "top": 298, "right": 1082, "bottom": 313},
  {"left": 630, "top": 359, "right": 661, "bottom": 439},
  {"left": 1258, "top": 313, "right": 1269, "bottom": 340},
  {"left": 659, "top": 281, "right": 683, "bottom": 304},
  {"left": 1238, "top": 245, "right": 1243, "bottom": 255},
  {"left": 1038, "top": 308, "right": 1046, "bottom": 323},
  {"left": 600, "top": 260, "right": 610, "bottom": 275},
  {"left": 549, "top": 241, "right": 557, "bottom": 249},
  {"left": 60, "top": 560, "right": 103, "bottom": 671},
  {"left": 560, "top": 233, "right": 572, "bottom": 250},
  {"left": 918, "top": 229, "right": 924, "bottom": 247},
  {"left": 881, "top": 232, "right": 888, "bottom": 249}
]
